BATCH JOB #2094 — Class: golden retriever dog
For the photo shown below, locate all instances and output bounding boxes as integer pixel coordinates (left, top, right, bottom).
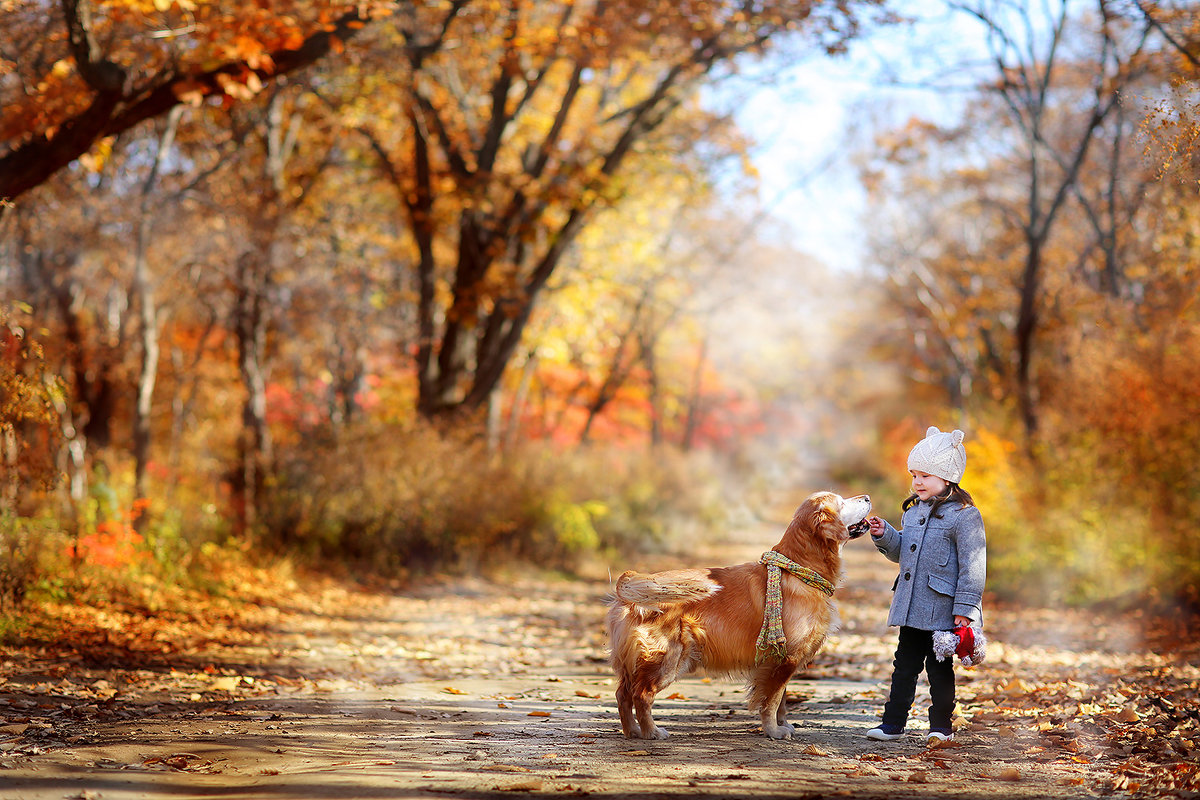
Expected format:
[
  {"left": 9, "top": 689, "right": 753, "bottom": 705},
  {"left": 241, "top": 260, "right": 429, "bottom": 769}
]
[{"left": 605, "top": 491, "right": 871, "bottom": 740}]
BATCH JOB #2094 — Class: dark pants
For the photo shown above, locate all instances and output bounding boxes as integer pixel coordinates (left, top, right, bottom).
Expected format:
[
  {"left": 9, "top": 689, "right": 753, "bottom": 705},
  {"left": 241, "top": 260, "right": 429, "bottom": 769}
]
[{"left": 881, "top": 626, "right": 956, "bottom": 730}]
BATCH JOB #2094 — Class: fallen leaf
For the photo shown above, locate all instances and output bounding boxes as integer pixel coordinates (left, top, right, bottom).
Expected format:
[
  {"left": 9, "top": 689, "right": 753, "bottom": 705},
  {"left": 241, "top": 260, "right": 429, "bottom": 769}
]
[
  {"left": 998, "top": 767, "right": 1022, "bottom": 781},
  {"left": 1115, "top": 707, "right": 1140, "bottom": 723},
  {"left": 666, "top": 692, "right": 687, "bottom": 700},
  {"left": 442, "top": 687, "right": 468, "bottom": 695},
  {"left": 527, "top": 710, "right": 552, "bottom": 717},
  {"left": 1001, "top": 678, "right": 1035, "bottom": 694},
  {"left": 907, "top": 771, "right": 928, "bottom": 783},
  {"left": 501, "top": 780, "right": 543, "bottom": 791}
]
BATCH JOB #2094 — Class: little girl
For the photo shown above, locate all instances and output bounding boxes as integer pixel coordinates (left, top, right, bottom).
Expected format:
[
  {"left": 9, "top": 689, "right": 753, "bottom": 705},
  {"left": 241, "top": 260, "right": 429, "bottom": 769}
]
[{"left": 865, "top": 426, "right": 987, "bottom": 744}]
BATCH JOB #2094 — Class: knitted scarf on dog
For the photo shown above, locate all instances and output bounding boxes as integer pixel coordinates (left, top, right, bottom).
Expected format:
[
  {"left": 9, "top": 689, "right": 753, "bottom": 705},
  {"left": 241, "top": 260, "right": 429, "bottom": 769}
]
[{"left": 756, "top": 550, "right": 836, "bottom": 663}]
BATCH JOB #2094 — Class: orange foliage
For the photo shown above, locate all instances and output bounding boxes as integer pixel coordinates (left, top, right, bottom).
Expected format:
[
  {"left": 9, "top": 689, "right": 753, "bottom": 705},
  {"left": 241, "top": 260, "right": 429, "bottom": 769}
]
[
  {"left": 71, "top": 498, "right": 151, "bottom": 569},
  {"left": 73, "top": 522, "right": 146, "bottom": 570},
  {"left": 1047, "top": 320, "right": 1200, "bottom": 521}
]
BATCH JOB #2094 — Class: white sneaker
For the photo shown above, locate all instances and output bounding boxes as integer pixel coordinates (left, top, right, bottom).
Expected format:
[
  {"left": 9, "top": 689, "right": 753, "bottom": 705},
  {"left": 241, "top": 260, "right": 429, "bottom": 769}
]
[
  {"left": 866, "top": 725, "right": 905, "bottom": 741},
  {"left": 927, "top": 730, "right": 955, "bottom": 745}
]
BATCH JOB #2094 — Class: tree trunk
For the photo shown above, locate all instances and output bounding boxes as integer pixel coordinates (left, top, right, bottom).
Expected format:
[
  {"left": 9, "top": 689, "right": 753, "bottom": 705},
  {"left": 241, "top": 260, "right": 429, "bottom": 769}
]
[
  {"left": 233, "top": 253, "right": 272, "bottom": 539},
  {"left": 131, "top": 107, "right": 182, "bottom": 512},
  {"left": 681, "top": 336, "right": 708, "bottom": 452},
  {"left": 1014, "top": 237, "right": 1042, "bottom": 441},
  {"left": 502, "top": 350, "right": 538, "bottom": 451},
  {"left": 47, "top": 377, "right": 88, "bottom": 559},
  {"left": 641, "top": 326, "right": 663, "bottom": 447}
]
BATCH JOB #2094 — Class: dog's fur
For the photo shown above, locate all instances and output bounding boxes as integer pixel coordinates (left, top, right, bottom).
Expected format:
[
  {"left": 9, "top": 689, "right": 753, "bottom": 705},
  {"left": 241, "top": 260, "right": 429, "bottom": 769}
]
[{"left": 605, "top": 491, "right": 871, "bottom": 740}]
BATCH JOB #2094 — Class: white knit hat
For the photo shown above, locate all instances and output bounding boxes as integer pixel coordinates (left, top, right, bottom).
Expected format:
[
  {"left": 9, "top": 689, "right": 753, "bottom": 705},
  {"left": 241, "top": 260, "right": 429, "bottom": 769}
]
[{"left": 907, "top": 426, "right": 967, "bottom": 483}]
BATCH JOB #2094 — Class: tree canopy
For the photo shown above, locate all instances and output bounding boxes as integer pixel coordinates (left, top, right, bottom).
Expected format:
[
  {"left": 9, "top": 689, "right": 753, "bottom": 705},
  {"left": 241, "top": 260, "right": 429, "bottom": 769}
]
[{"left": 0, "top": 0, "right": 394, "bottom": 207}]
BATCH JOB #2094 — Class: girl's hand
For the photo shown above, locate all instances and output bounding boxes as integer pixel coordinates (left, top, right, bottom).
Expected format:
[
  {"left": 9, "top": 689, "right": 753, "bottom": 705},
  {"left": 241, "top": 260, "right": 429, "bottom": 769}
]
[
  {"left": 867, "top": 516, "right": 886, "bottom": 537},
  {"left": 954, "top": 616, "right": 972, "bottom": 628}
]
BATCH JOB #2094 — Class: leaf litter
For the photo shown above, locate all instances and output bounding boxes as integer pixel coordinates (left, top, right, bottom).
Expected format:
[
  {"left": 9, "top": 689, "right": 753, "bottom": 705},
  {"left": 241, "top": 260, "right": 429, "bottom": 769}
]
[{"left": 0, "top": 541, "right": 1197, "bottom": 797}]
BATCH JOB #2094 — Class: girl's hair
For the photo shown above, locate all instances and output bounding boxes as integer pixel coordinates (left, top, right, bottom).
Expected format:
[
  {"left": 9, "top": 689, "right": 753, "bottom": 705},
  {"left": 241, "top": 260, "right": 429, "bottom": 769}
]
[{"left": 902, "top": 483, "right": 975, "bottom": 518}]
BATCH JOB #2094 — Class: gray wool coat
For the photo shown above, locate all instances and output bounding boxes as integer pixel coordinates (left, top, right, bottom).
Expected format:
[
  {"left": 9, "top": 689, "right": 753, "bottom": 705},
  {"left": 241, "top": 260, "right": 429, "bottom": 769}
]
[{"left": 873, "top": 499, "right": 987, "bottom": 631}]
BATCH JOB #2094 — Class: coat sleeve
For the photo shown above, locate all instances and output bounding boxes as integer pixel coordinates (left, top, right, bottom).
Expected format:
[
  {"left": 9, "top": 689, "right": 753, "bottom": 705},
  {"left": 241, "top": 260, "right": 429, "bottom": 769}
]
[
  {"left": 873, "top": 520, "right": 902, "bottom": 563},
  {"left": 952, "top": 506, "right": 987, "bottom": 624}
]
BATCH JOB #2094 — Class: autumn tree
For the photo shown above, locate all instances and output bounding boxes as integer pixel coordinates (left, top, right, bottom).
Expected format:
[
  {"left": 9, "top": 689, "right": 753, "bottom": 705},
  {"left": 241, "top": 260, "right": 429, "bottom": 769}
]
[
  {"left": 335, "top": 0, "right": 876, "bottom": 420},
  {"left": 125, "top": 80, "right": 397, "bottom": 535},
  {"left": 0, "top": 303, "right": 62, "bottom": 509},
  {"left": 0, "top": 0, "right": 394, "bottom": 212},
  {"left": 508, "top": 160, "right": 726, "bottom": 448},
  {"left": 860, "top": 0, "right": 1158, "bottom": 442},
  {"left": 852, "top": 0, "right": 1200, "bottom": 601},
  {"left": 1135, "top": 0, "right": 1200, "bottom": 187},
  {"left": 949, "top": 0, "right": 1154, "bottom": 440}
]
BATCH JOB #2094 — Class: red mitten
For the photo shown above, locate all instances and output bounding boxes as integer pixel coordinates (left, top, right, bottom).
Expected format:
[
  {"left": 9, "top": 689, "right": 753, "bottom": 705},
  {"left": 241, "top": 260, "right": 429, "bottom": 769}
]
[
  {"left": 954, "top": 625, "right": 987, "bottom": 666},
  {"left": 932, "top": 626, "right": 987, "bottom": 666}
]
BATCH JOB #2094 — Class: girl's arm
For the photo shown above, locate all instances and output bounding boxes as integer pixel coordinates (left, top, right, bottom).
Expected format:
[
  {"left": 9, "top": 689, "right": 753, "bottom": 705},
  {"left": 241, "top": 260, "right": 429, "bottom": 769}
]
[
  {"left": 953, "top": 507, "right": 987, "bottom": 625},
  {"left": 869, "top": 517, "right": 902, "bottom": 563}
]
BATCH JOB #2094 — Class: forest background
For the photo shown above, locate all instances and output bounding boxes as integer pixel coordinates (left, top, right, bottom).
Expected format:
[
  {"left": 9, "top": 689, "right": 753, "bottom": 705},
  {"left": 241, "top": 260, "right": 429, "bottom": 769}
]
[{"left": 1, "top": 0, "right": 1197, "bottom": 633}]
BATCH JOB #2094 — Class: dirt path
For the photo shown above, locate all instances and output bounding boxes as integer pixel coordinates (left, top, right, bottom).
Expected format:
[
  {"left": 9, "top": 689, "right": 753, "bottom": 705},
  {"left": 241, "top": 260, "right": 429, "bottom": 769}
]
[{"left": 2, "top": 517, "right": 1198, "bottom": 799}]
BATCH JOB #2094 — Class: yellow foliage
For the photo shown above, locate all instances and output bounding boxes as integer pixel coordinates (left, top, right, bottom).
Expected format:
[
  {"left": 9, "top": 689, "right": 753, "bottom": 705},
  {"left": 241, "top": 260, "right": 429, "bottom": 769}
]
[
  {"left": 963, "top": 427, "right": 1019, "bottom": 527},
  {"left": 77, "top": 137, "right": 114, "bottom": 174}
]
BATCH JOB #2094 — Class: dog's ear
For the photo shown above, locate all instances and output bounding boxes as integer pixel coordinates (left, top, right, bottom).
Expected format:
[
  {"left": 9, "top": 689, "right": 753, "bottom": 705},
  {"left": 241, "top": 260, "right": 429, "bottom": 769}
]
[
  {"left": 819, "top": 495, "right": 850, "bottom": 542},
  {"left": 803, "top": 492, "right": 848, "bottom": 542}
]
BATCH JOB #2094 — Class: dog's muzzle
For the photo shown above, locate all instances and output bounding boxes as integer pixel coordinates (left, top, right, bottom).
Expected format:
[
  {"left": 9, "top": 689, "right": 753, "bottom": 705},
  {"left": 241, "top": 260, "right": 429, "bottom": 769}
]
[{"left": 847, "top": 519, "right": 870, "bottom": 539}]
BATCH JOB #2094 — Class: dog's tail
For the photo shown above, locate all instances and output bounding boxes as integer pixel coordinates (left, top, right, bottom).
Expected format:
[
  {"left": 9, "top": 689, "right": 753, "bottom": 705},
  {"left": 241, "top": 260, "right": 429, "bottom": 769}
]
[{"left": 611, "top": 569, "right": 721, "bottom": 616}]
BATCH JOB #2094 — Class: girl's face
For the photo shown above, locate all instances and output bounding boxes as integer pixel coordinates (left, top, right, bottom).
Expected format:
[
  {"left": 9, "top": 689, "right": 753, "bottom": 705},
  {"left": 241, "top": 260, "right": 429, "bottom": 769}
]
[{"left": 910, "top": 470, "right": 948, "bottom": 501}]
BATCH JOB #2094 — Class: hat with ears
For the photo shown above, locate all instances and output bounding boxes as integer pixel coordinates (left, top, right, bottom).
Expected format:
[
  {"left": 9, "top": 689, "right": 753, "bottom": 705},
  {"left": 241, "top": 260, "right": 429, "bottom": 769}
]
[{"left": 907, "top": 426, "right": 967, "bottom": 484}]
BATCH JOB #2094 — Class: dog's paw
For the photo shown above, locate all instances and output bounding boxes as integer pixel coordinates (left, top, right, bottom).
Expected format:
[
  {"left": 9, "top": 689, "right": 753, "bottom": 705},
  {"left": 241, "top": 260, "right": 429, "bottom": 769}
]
[
  {"left": 647, "top": 726, "right": 670, "bottom": 740},
  {"left": 764, "top": 724, "right": 794, "bottom": 740}
]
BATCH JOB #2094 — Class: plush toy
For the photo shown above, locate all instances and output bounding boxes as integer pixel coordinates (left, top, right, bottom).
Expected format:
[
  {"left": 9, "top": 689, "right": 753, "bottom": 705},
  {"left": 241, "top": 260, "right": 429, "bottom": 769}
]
[{"left": 932, "top": 625, "right": 987, "bottom": 666}]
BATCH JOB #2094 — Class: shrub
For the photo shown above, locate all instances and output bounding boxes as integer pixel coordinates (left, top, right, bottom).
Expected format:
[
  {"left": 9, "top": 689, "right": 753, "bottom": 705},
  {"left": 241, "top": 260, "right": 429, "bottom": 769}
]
[
  {"left": 260, "top": 421, "right": 729, "bottom": 579},
  {"left": 0, "top": 512, "right": 61, "bottom": 611}
]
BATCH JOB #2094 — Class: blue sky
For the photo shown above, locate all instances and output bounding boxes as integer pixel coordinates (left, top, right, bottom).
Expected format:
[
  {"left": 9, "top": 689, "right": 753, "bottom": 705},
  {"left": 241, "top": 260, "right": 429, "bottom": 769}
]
[{"left": 726, "top": 2, "right": 987, "bottom": 273}]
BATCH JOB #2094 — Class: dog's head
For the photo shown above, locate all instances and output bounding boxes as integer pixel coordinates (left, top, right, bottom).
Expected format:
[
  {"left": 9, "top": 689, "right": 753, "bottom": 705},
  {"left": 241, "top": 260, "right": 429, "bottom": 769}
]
[
  {"left": 796, "top": 491, "right": 873, "bottom": 544},
  {"left": 841, "top": 494, "right": 873, "bottom": 539}
]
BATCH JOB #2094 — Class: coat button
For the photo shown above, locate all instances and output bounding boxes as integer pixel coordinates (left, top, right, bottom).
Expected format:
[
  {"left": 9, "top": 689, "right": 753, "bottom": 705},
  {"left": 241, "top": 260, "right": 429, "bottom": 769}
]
[
  {"left": 904, "top": 572, "right": 911, "bottom": 581},
  {"left": 910, "top": 544, "right": 917, "bottom": 552},
  {"left": 918, "top": 517, "right": 926, "bottom": 524}
]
